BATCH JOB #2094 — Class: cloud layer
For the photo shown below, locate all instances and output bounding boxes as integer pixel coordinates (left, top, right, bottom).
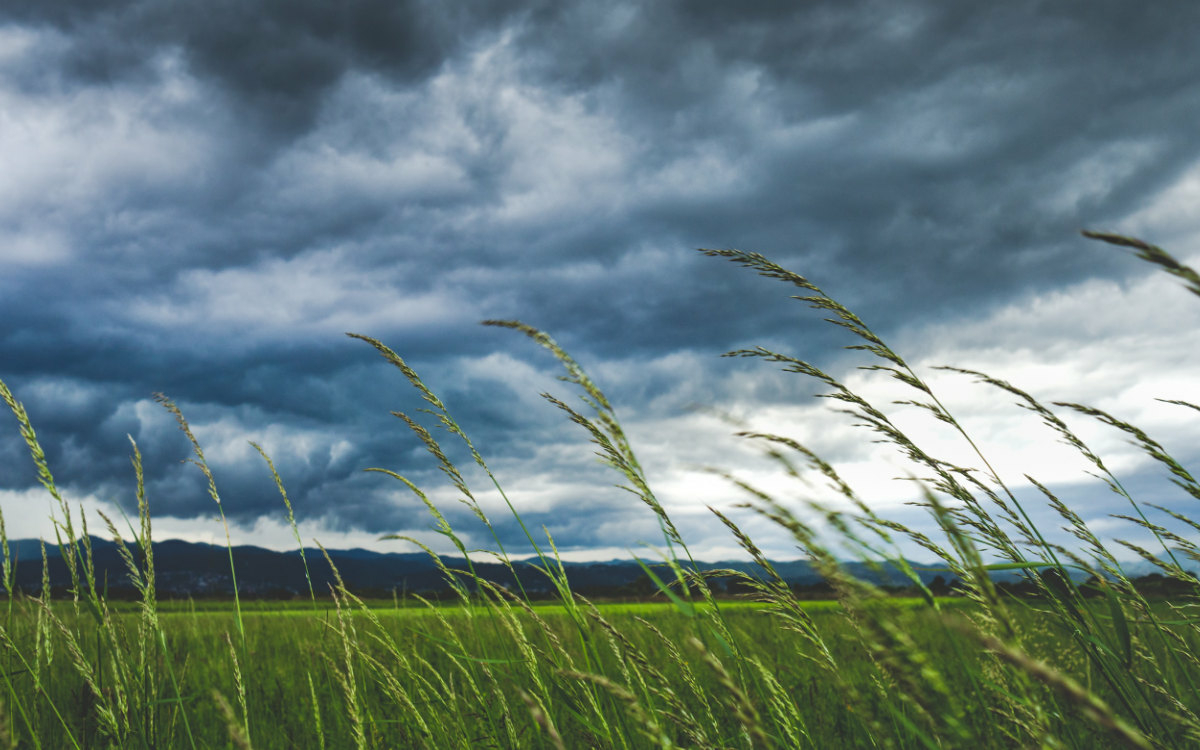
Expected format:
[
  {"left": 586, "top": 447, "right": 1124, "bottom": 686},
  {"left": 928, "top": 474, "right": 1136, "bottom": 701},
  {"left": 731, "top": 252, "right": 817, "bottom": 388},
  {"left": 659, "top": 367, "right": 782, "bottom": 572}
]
[{"left": 2, "top": 1, "right": 1200, "bottom": 560}]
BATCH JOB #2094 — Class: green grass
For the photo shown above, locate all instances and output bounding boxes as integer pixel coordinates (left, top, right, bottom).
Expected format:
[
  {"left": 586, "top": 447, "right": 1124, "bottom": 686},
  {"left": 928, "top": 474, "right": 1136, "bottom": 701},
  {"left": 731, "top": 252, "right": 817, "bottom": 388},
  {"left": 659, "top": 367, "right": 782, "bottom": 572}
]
[
  {"left": 0, "top": 597, "right": 1162, "bottom": 748},
  {"left": 0, "top": 230, "right": 1199, "bottom": 747}
]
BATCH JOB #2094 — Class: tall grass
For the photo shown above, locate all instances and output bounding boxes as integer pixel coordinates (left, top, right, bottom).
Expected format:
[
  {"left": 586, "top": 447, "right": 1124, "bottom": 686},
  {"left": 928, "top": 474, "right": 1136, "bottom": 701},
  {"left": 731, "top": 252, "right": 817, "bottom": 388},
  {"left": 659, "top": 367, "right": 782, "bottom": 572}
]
[{"left": 0, "top": 231, "right": 1197, "bottom": 747}]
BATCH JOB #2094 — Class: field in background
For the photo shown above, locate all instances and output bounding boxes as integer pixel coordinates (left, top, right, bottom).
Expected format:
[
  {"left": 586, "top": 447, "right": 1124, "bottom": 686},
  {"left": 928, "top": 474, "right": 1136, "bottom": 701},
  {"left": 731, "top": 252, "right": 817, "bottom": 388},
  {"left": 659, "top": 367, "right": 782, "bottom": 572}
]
[
  {"left": 0, "top": 231, "right": 1198, "bottom": 748},
  {"left": 0, "top": 597, "right": 1169, "bottom": 748}
]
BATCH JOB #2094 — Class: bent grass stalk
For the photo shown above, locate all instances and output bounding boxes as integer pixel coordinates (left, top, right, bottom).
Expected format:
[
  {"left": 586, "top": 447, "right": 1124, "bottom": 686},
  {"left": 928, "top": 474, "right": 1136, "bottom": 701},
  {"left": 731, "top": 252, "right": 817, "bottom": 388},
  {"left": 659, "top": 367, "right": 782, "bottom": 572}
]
[
  {"left": 153, "top": 395, "right": 246, "bottom": 653},
  {"left": 250, "top": 441, "right": 317, "bottom": 608}
]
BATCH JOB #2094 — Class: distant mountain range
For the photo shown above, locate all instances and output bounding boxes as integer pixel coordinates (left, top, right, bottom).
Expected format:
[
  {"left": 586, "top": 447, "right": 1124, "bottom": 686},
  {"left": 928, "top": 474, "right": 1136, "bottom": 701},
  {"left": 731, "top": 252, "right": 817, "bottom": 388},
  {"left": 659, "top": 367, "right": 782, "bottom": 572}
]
[{"left": 0, "top": 537, "right": 1184, "bottom": 599}]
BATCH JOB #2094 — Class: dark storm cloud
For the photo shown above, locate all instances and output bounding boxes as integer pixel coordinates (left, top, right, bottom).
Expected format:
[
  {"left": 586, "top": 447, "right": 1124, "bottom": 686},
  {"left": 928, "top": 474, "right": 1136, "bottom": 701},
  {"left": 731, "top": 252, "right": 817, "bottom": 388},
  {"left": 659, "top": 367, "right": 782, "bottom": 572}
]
[
  {"left": 509, "top": 0, "right": 1200, "bottom": 310},
  {"left": 2, "top": 0, "right": 1199, "bottom": 552},
  {"left": 3, "top": 0, "right": 528, "bottom": 133}
]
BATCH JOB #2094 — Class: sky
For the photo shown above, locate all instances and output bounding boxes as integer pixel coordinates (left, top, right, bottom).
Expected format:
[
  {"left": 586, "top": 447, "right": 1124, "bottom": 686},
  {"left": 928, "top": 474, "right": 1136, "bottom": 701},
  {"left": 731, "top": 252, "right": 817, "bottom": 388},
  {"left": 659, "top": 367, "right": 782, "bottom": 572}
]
[{"left": 2, "top": 1, "right": 1200, "bottom": 563}]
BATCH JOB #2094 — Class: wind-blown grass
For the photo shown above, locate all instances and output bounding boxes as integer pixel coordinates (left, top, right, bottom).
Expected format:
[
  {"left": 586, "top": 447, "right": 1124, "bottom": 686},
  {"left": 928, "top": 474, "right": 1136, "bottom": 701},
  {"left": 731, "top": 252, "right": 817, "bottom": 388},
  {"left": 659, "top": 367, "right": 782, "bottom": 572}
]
[{"left": 0, "top": 231, "right": 1197, "bottom": 747}]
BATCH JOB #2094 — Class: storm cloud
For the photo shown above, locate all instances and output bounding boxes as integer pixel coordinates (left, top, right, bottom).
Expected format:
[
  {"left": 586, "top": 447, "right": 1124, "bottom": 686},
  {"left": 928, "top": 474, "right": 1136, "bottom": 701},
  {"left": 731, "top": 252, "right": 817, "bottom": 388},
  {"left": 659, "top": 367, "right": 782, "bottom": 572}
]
[{"left": 2, "top": 0, "right": 1199, "bottom": 560}]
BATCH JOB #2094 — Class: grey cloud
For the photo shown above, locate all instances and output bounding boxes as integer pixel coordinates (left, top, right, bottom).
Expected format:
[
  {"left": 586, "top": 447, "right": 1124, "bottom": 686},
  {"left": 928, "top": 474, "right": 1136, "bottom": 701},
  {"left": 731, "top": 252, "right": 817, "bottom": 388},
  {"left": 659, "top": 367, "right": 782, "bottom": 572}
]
[
  {"left": 2, "top": 1, "right": 1199, "bottom": 553},
  {"left": 4, "top": 0, "right": 528, "bottom": 132}
]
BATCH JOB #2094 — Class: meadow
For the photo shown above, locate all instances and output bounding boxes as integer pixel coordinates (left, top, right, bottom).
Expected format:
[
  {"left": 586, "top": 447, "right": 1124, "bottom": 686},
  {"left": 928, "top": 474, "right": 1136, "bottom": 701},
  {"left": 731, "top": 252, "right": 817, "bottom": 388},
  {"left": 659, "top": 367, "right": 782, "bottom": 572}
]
[{"left": 1, "top": 230, "right": 1199, "bottom": 748}]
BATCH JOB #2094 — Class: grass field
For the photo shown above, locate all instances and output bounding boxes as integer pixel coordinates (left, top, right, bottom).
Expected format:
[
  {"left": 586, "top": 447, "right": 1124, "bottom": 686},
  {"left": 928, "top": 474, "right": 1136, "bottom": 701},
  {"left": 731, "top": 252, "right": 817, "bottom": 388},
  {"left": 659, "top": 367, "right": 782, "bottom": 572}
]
[
  {"left": 0, "top": 596, "right": 1171, "bottom": 748},
  {"left": 1, "top": 231, "right": 1199, "bottom": 748}
]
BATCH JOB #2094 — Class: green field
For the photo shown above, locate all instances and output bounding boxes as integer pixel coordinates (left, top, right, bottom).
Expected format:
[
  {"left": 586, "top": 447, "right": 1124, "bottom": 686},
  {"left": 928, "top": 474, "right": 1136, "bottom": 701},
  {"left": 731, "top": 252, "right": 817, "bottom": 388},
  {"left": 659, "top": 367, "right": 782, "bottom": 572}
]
[
  {"left": 2, "top": 232, "right": 1200, "bottom": 748},
  {"left": 0, "top": 596, "right": 1184, "bottom": 749}
]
